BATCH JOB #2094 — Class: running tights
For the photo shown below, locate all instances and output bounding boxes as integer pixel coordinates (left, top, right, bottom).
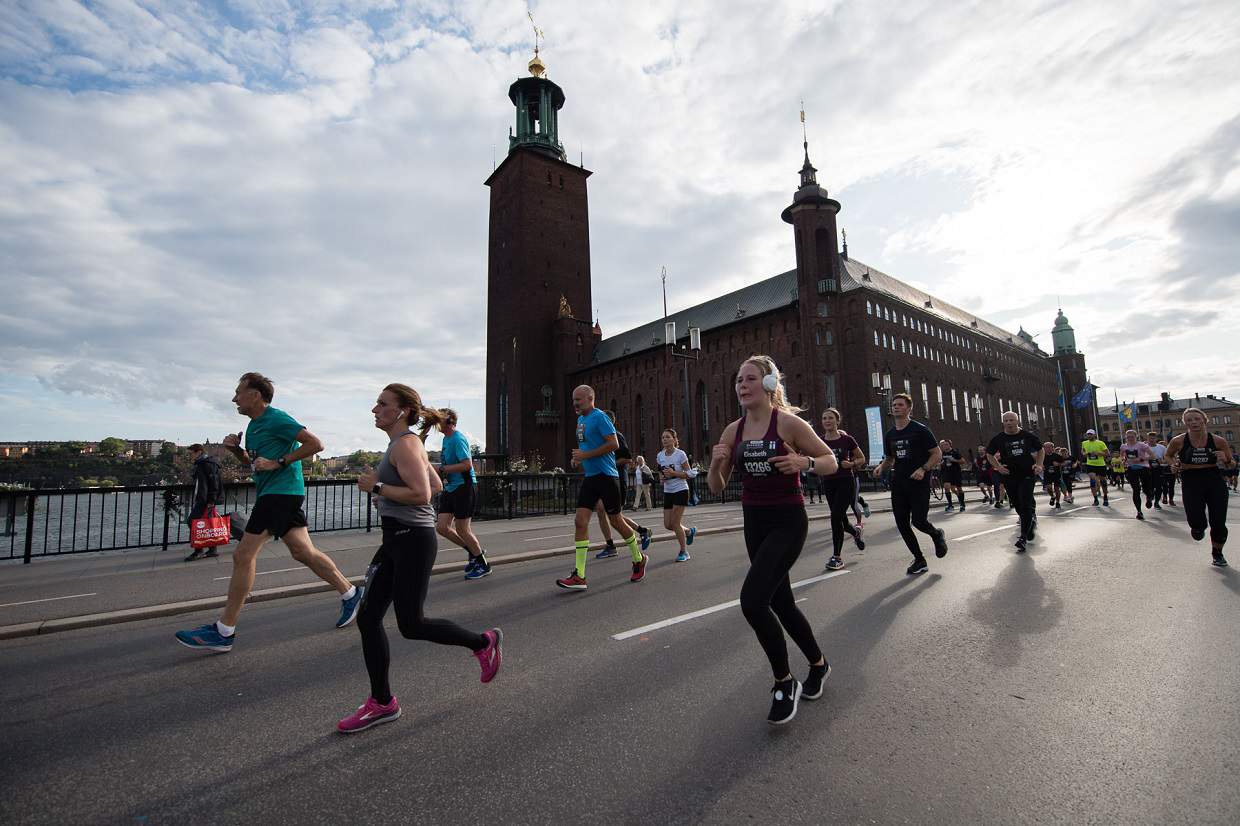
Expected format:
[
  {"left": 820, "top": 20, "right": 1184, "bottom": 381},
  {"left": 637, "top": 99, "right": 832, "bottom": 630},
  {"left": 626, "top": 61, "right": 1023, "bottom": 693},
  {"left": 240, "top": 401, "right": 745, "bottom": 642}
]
[
  {"left": 1126, "top": 468, "right": 1151, "bottom": 510},
  {"left": 358, "top": 518, "right": 486, "bottom": 704},
  {"left": 1008, "top": 475, "right": 1036, "bottom": 538},
  {"left": 740, "top": 505, "right": 823, "bottom": 679},
  {"left": 823, "top": 479, "right": 859, "bottom": 555},
  {"left": 890, "top": 478, "right": 938, "bottom": 557},
  {"left": 1181, "top": 470, "right": 1229, "bottom": 548}
]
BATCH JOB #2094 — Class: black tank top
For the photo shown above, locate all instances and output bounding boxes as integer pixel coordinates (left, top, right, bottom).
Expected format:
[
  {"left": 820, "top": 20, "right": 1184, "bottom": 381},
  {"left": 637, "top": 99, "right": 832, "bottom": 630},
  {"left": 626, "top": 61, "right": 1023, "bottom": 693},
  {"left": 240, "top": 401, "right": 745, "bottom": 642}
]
[{"left": 1178, "top": 432, "right": 1219, "bottom": 467}]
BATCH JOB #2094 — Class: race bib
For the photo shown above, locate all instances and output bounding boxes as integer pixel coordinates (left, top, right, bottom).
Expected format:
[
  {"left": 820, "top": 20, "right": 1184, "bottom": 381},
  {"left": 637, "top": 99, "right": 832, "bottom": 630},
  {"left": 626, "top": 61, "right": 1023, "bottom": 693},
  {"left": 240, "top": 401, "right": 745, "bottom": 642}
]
[{"left": 741, "top": 439, "right": 777, "bottom": 477}]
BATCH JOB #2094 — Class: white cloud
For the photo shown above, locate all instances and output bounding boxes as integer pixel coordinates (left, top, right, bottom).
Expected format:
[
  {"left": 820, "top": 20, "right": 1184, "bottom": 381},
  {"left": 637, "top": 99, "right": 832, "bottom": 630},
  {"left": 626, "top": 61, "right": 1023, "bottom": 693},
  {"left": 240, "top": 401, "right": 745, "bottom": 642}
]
[{"left": 1, "top": 0, "right": 1238, "bottom": 454}]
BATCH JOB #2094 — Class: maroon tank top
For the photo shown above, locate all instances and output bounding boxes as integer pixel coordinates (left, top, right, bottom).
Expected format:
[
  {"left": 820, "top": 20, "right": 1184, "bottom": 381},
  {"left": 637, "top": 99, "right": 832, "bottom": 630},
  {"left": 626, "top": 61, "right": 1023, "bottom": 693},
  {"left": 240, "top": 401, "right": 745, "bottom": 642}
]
[{"left": 732, "top": 409, "right": 804, "bottom": 506}]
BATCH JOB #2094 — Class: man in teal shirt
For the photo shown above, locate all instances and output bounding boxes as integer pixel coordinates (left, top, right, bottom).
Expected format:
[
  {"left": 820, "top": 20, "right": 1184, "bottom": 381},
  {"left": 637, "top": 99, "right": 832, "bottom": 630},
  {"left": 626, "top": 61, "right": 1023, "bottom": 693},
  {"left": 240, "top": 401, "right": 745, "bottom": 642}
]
[{"left": 176, "top": 372, "right": 363, "bottom": 653}]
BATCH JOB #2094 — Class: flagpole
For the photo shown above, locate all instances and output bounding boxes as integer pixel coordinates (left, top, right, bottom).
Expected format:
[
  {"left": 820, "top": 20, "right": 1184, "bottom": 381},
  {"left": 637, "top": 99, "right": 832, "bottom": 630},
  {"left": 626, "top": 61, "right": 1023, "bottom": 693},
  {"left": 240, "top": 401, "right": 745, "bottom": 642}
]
[{"left": 1057, "top": 360, "right": 1072, "bottom": 446}]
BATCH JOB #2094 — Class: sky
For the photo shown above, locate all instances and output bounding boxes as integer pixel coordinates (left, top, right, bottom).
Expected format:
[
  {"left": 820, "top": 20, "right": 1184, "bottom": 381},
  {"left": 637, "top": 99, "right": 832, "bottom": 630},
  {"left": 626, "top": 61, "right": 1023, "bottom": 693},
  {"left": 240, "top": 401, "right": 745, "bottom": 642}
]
[{"left": 1, "top": 0, "right": 1238, "bottom": 455}]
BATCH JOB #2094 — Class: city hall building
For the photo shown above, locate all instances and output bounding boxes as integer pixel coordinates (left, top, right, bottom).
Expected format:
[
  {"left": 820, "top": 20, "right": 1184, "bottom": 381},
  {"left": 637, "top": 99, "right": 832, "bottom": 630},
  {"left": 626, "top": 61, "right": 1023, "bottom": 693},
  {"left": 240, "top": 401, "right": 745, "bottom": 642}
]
[{"left": 485, "top": 53, "right": 1094, "bottom": 467}]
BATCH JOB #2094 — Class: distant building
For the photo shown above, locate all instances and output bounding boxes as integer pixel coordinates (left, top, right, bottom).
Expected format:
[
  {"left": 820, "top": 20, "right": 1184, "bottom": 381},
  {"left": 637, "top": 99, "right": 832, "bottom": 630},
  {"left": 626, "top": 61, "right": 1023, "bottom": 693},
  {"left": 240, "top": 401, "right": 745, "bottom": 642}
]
[
  {"left": 1099, "top": 393, "right": 1239, "bottom": 451},
  {"left": 484, "top": 53, "right": 1092, "bottom": 465}
]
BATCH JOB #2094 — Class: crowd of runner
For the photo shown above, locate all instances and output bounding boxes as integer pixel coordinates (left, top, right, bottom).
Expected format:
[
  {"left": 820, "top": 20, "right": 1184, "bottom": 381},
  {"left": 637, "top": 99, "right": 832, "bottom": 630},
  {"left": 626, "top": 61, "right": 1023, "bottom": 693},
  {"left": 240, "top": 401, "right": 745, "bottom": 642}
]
[{"left": 173, "top": 367, "right": 1237, "bottom": 730}]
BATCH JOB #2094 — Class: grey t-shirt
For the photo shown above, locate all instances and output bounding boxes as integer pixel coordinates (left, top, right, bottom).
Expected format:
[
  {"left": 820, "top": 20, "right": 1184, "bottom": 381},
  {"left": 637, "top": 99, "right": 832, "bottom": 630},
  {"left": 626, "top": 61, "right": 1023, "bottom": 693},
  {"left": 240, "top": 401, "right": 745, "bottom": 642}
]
[{"left": 376, "top": 432, "right": 436, "bottom": 528}]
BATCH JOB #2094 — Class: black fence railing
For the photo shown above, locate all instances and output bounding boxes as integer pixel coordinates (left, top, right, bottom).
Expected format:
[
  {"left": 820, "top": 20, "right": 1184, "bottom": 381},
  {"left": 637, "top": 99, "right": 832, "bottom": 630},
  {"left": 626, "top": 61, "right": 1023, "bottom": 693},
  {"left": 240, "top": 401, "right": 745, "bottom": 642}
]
[{"left": 0, "top": 470, "right": 993, "bottom": 563}]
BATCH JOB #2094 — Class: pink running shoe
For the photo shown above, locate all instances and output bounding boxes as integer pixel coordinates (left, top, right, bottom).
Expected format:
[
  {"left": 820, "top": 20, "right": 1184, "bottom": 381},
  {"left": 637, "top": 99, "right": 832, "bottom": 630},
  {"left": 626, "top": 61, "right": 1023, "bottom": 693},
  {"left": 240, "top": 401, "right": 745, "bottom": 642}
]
[
  {"left": 337, "top": 696, "right": 401, "bottom": 734},
  {"left": 475, "top": 628, "right": 503, "bottom": 683}
]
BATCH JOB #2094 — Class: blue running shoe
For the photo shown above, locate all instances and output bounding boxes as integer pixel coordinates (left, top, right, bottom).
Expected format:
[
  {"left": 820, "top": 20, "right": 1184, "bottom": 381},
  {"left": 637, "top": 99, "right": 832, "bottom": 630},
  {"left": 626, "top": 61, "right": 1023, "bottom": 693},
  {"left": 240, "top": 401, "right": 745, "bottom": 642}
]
[
  {"left": 686, "top": 526, "right": 697, "bottom": 546},
  {"left": 464, "top": 556, "right": 478, "bottom": 577},
  {"left": 639, "top": 527, "right": 651, "bottom": 552},
  {"left": 175, "top": 623, "right": 233, "bottom": 653},
  {"left": 465, "top": 557, "right": 492, "bottom": 579},
  {"left": 336, "top": 586, "right": 364, "bottom": 629},
  {"left": 861, "top": 500, "right": 871, "bottom": 518},
  {"left": 676, "top": 549, "right": 690, "bottom": 562},
  {"left": 596, "top": 544, "right": 618, "bottom": 559}
]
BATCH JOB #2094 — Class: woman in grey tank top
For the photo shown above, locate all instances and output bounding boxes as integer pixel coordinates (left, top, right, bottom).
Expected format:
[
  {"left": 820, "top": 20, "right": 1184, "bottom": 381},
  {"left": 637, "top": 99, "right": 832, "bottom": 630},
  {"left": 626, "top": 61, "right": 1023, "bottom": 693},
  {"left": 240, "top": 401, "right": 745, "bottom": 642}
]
[{"left": 337, "top": 383, "right": 504, "bottom": 734}]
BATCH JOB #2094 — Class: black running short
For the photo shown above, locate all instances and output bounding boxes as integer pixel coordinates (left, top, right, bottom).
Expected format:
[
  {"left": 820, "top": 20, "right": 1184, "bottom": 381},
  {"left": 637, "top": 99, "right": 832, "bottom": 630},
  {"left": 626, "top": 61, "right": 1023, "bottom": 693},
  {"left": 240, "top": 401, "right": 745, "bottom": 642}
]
[
  {"left": 245, "top": 494, "right": 307, "bottom": 539},
  {"left": 439, "top": 483, "right": 476, "bottom": 519},
  {"left": 663, "top": 489, "right": 690, "bottom": 509},
  {"left": 577, "top": 474, "right": 622, "bottom": 515},
  {"left": 941, "top": 467, "right": 962, "bottom": 485}
]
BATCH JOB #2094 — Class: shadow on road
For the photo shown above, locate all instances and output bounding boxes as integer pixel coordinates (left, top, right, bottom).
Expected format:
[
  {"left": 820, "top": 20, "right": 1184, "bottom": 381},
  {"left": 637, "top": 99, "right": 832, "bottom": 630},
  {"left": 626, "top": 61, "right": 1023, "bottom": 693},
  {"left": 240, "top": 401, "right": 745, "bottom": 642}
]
[
  {"left": 966, "top": 553, "right": 1063, "bottom": 668},
  {"left": 1213, "top": 565, "right": 1240, "bottom": 596}
]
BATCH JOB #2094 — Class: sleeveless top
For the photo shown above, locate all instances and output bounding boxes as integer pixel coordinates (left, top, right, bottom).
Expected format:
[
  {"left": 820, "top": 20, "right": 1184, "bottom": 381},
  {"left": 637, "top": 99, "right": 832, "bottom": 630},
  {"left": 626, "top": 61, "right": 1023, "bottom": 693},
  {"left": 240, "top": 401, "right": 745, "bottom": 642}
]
[
  {"left": 1178, "top": 431, "right": 1220, "bottom": 469},
  {"left": 376, "top": 432, "right": 436, "bottom": 527},
  {"left": 820, "top": 433, "right": 857, "bottom": 482},
  {"left": 732, "top": 409, "right": 803, "bottom": 506}
]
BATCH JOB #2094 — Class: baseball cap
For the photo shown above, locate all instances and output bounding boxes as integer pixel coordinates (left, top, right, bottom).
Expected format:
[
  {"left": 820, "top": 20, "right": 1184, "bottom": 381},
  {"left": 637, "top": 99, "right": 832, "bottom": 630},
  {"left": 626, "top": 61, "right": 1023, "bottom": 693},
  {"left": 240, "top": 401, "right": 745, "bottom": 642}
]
[{"left": 1085, "top": 428, "right": 1096, "bottom": 435}]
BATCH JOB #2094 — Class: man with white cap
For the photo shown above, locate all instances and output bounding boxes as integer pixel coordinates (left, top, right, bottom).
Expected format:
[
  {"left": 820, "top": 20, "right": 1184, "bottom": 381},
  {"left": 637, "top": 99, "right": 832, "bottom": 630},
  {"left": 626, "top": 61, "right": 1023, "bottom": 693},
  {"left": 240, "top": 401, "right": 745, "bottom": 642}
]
[{"left": 1079, "top": 428, "right": 1111, "bottom": 507}]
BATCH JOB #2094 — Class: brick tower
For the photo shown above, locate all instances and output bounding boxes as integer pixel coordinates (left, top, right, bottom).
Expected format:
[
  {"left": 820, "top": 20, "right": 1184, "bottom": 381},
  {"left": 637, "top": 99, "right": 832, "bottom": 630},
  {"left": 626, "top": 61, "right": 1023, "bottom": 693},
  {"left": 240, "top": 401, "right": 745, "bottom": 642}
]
[
  {"left": 484, "top": 49, "right": 594, "bottom": 466},
  {"left": 1051, "top": 308, "right": 1094, "bottom": 449},
  {"left": 781, "top": 137, "right": 844, "bottom": 418}
]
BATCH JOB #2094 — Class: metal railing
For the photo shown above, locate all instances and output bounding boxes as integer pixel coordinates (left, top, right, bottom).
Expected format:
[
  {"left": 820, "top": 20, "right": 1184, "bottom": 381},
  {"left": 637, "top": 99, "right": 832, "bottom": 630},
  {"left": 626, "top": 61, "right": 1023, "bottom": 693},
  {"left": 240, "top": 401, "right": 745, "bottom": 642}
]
[{"left": 1, "top": 469, "right": 997, "bottom": 563}]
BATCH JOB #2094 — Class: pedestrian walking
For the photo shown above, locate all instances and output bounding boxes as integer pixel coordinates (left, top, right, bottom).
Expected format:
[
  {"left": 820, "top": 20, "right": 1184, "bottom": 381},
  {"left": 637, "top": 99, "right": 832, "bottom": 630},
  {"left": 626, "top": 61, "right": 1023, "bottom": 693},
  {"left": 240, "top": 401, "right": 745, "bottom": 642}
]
[{"left": 183, "top": 443, "right": 224, "bottom": 562}]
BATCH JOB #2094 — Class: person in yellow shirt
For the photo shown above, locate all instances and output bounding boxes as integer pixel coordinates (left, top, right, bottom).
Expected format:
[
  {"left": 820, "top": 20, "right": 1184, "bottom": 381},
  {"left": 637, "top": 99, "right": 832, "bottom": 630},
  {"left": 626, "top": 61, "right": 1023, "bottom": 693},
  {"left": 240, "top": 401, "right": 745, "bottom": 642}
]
[{"left": 1079, "top": 429, "right": 1111, "bottom": 506}]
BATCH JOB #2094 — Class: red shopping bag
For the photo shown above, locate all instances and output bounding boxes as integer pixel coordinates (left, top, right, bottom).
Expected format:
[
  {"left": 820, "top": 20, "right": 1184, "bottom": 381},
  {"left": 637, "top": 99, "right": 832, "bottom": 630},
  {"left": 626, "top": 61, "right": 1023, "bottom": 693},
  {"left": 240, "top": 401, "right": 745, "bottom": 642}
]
[{"left": 191, "top": 507, "right": 232, "bottom": 549}]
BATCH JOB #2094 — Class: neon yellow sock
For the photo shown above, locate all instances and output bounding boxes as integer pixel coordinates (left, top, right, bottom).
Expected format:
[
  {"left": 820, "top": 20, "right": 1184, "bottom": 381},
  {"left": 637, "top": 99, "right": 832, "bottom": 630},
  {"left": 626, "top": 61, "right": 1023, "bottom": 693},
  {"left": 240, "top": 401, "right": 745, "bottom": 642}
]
[
  {"left": 625, "top": 531, "right": 642, "bottom": 562},
  {"left": 575, "top": 540, "right": 589, "bottom": 577}
]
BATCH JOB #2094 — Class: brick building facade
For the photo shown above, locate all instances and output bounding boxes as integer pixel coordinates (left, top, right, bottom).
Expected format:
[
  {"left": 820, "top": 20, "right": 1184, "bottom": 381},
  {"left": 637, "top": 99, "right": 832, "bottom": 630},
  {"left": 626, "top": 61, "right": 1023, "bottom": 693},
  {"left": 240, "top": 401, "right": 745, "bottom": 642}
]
[{"left": 485, "top": 60, "right": 1091, "bottom": 467}]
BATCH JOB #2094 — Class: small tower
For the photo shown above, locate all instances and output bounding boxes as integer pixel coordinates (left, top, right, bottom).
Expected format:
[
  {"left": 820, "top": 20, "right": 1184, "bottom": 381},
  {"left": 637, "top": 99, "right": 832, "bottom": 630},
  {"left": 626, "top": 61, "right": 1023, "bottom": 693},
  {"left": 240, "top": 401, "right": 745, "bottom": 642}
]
[
  {"left": 781, "top": 108, "right": 844, "bottom": 418},
  {"left": 1051, "top": 308, "right": 1077, "bottom": 354},
  {"left": 485, "top": 37, "right": 594, "bottom": 465}
]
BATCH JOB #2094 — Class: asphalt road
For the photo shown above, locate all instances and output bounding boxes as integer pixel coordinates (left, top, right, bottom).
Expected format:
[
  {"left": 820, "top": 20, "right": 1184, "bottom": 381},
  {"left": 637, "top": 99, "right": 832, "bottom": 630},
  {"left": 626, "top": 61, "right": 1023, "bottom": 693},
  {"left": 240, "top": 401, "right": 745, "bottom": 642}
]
[{"left": 2, "top": 495, "right": 1238, "bottom": 825}]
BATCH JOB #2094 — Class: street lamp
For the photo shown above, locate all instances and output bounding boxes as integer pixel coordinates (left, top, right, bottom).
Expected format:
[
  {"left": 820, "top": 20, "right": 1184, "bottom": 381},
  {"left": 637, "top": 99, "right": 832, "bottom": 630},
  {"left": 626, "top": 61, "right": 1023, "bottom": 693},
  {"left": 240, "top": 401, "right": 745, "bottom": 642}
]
[
  {"left": 872, "top": 371, "right": 892, "bottom": 429},
  {"left": 971, "top": 393, "right": 984, "bottom": 445},
  {"left": 666, "top": 321, "right": 702, "bottom": 456}
]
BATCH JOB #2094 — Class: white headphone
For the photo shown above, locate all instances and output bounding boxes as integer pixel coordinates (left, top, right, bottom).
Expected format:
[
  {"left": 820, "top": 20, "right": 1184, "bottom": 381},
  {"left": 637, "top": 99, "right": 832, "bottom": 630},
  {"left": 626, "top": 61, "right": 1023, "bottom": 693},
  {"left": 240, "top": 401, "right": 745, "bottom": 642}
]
[{"left": 762, "top": 373, "right": 779, "bottom": 392}]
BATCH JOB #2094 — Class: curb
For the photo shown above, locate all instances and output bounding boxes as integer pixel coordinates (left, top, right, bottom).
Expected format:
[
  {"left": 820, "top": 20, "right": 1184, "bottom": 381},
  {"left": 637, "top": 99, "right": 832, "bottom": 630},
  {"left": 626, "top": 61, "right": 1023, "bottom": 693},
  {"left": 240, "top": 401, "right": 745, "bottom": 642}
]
[{"left": 2, "top": 491, "right": 1028, "bottom": 641}]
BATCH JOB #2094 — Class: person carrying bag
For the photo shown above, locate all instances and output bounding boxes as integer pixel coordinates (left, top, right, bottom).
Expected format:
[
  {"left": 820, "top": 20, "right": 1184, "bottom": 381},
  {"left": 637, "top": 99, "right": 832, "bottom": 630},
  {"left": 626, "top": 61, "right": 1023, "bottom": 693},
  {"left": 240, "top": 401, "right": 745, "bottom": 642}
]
[{"left": 185, "top": 443, "right": 227, "bottom": 561}]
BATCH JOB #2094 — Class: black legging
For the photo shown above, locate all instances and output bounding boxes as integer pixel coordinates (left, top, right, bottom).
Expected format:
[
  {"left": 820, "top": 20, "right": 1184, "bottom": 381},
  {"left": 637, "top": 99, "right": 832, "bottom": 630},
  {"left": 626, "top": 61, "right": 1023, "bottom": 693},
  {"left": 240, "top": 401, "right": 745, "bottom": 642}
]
[
  {"left": 1181, "top": 470, "right": 1229, "bottom": 548},
  {"left": 890, "top": 477, "right": 938, "bottom": 557},
  {"left": 358, "top": 517, "right": 486, "bottom": 704},
  {"left": 1006, "top": 474, "right": 1036, "bottom": 538},
  {"left": 1126, "top": 467, "right": 1151, "bottom": 510},
  {"left": 740, "top": 505, "right": 823, "bottom": 679},
  {"left": 823, "top": 478, "right": 859, "bottom": 555}
]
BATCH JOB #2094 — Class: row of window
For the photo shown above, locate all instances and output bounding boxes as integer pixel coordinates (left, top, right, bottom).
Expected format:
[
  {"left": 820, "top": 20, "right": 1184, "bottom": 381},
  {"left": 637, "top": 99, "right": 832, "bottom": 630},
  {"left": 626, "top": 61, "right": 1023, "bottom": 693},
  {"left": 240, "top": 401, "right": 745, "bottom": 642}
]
[
  {"left": 1102, "top": 414, "right": 1234, "bottom": 433},
  {"left": 866, "top": 296, "right": 1039, "bottom": 372},
  {"left": 875, "top": 373, "right": 1051, "bottom": 432},
  {"left": 873, "top": 329, "right": 980, "bottom": 373}
]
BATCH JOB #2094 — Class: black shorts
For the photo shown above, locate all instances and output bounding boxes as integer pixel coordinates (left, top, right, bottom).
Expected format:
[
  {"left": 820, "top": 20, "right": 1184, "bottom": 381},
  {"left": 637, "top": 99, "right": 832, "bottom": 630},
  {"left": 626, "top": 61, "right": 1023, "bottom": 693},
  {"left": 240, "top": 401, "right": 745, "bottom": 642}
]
[
  {"left": 663, "top": 489, "right": 690, "bottom": 509},
  {"left": 245, "top": 494, "right": 307, "bottom": 539},
  {"left": 941, "top": 468, "right": 962, "bottom": 486},
  {"left": 577, "top": 474, "right": 622, "bottom": 515},
  {"left": 439, "top": 483, "right": 476, "bottom": 520}
]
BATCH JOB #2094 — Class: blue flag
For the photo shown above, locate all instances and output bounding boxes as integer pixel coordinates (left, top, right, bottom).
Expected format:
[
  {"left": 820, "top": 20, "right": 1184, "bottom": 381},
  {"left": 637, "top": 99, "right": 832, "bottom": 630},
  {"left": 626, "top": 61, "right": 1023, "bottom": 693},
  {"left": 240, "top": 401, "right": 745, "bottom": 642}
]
[{"left": 1071, "top": 384, "right": 1093, "bottom": 409}]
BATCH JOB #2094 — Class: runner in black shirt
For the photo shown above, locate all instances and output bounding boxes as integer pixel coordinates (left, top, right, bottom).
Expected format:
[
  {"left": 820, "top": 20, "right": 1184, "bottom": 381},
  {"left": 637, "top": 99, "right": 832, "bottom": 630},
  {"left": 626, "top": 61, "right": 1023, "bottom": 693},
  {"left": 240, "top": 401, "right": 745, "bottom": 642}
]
[
  {"left": 871, "top": 393, "right": 948, "bottom": 574},
  {"left": 1042, "top": 441, "right": 1067, "bottom": 509},
  {"left": 987, "top": 411, "right": 1045, "bottom": 552},
  {"left": 939, "top": 439, "right": 966, "bottom": 512}
]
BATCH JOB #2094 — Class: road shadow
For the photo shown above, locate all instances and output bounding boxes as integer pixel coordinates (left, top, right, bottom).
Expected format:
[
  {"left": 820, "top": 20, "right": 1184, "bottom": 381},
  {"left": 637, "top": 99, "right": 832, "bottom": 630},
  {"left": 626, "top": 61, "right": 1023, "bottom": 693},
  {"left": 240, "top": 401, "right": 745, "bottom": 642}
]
[
  {"left": 1213, "top": 565, "right": 1240, "bottom": 596},
  {"left": 966, "top": 553, "right": 1063, "bottom": 668}
]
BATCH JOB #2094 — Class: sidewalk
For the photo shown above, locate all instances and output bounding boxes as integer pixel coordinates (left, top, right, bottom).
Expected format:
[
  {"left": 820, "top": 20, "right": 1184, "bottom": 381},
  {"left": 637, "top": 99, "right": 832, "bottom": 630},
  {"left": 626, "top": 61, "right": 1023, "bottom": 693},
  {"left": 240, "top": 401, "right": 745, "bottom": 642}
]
[{"left": 0, "top": 487, "right": 1004, "bottom": 639}]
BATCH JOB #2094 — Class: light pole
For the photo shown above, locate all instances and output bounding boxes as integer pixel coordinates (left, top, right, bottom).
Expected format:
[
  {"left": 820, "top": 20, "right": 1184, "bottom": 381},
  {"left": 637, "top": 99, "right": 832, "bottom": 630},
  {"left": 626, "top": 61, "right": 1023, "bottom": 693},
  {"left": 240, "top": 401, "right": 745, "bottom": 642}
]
[
  {"left": 666, "top": 321, "right": 702, "bottom": 456},
  {"left": 871, "top": 371, "right": 892, "bottom": 431},
  {"left": 971, "top": 394, "right": 984, "bottom": 446}
]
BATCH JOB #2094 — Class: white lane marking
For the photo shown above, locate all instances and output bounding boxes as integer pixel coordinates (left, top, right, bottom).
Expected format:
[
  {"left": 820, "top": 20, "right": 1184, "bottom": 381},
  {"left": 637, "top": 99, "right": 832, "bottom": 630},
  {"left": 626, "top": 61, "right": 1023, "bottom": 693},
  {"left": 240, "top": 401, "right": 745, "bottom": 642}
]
[
  {"left": 213, "top": 566, "right": 304, "bottom": 581},
  {"left": 951, "top": 525, "right": 1017, "bottom": 541},
  {"left": 523, "top": 533, "right": 574, "bottom": 542},
  {"left": 0, "top": 592, "right": 97, "bottom": 609},
  {"left": 612, "top": 570, "right": 851, "bottom": 641},
  {"left": 1051, "top": 506, "right": 1091, "bottom": 516}
]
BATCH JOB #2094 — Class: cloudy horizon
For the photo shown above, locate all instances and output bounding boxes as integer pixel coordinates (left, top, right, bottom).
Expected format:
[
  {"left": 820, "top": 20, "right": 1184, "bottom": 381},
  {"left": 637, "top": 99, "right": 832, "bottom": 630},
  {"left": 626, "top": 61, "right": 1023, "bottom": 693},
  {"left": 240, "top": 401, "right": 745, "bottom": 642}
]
[{"left": 2, "top": 0, "right": 1238, "bottom": 456}]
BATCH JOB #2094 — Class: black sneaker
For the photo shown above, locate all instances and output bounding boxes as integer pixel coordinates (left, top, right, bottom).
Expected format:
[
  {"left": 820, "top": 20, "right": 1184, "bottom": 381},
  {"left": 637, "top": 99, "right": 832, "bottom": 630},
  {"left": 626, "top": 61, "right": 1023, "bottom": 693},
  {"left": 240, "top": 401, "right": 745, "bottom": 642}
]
[
  {"left": 853, "top": 532, "right": 866, "bottom": 551},
  {"left": 932, "top": 529, "right": 948, "bottom": 559},
  {"left": 1103, "top": 498, "right": 1110, "bottom": 506},
  {"left": 825, "top": 555, "right": 844, "bottom": 571},
  {"left": 183, "top": 549, "right": 203, "bottom": 562},
  {"left": 203, "top": 548, "right": 219, "bottom": 558},
  {"left": 802, "top": 662, "right": 832, "bottom": 701},
  {"left": 1093, "top": 496, "right": 1100, "bottom": 506},
  {"left": 907, "top": 557, "right": 928, "bottom": 575},
  {"left": 767, "top": 679, "right": 802, "bottom": 725},
  {"left": 1154, "top": 503, "right": 1162, "bottom": 510},
  {"left": 1212, "top": 552, "right": 1228, "bottom": 567},
  {"left": 994, "top": 501, "right": 1004, "bottom": 509},
  {"left": 1015, "top": 538, "right": 1027, "bottom": 552},
  {"left": 1191, "top": 528, "right": 1206, "bottom": 541},
  {"left": 1136, "top": 512, "right": 1144, "bottom": 521}
]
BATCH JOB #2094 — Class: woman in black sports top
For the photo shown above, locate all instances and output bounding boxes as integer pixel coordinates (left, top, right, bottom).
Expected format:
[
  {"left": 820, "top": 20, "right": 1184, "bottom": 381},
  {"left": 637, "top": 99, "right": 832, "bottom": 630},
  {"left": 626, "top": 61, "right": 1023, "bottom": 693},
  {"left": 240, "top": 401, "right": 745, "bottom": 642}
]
[{"left": 1166, "top": 407, "right": 1235, "bottom": 567}]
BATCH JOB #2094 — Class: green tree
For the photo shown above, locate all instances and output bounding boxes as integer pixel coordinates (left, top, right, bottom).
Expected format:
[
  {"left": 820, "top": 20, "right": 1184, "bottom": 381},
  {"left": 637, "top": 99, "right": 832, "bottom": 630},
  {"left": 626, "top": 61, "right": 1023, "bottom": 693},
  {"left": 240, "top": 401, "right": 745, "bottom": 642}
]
[{"left": 98, "top": 437, "right": 128, "bottom": 457}]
